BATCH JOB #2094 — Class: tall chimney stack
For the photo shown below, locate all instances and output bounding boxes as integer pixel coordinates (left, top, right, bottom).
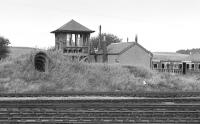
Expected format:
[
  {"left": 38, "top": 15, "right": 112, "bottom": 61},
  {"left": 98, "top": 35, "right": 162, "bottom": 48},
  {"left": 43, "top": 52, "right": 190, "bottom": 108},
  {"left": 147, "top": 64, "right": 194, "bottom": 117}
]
[
  {"left": 135, "top": 34, "right": 138, "bottom": 43},
  {"left": 98, "top": 25, "right": 102, "bottom": 50},
  {"left": 99, "top": 25, "right": 107, "bottom": 62},
  {"left": 103, "top": 35, "right": 107, "bottom": 62}
]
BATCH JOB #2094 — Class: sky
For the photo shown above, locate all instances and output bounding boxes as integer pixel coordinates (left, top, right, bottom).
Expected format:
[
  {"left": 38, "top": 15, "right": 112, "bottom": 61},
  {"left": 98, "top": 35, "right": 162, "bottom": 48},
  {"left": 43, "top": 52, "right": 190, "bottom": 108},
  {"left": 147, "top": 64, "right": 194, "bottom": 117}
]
[{"left": 0, "top": 0, "right": 200, "bottom": 52}]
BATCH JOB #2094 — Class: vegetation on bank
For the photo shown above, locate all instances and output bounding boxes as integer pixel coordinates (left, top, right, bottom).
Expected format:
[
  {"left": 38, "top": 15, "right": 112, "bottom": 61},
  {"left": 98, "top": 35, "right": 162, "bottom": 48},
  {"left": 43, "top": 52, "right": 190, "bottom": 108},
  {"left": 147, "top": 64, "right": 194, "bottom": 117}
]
[
  {"left": 0, "top": 50, "right": 200, "bottom": 93},
  {"left": 176, "top": 48, "right": 200, "bottom": 54},
  {"left": 0, "top": 36, "right": 10, "bottom": 59}
]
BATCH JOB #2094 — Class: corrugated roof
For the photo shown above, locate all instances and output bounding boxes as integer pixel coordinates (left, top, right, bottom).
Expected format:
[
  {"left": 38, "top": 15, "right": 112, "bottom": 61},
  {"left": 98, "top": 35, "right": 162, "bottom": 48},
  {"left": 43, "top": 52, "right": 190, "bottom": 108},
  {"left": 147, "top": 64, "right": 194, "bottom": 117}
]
[
  {"left": 51, "top": 19, "right": 95, "bottom": 33},
  {"left": 153, "top": 52, "right": 189, "bottom": 61},
  {"left": 107, "top": 42, "right": 152, "bottom": 56},
  {"left": 185, "top": 53, "right": 200, "bottom": 61}
]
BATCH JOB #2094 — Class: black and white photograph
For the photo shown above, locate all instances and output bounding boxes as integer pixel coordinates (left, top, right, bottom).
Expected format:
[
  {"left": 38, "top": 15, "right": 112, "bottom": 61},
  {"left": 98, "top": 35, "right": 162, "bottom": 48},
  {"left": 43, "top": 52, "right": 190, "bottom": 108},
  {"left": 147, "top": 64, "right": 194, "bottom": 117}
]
[{"left": 0, "top": 0, "right": 200, "bottom": 123}]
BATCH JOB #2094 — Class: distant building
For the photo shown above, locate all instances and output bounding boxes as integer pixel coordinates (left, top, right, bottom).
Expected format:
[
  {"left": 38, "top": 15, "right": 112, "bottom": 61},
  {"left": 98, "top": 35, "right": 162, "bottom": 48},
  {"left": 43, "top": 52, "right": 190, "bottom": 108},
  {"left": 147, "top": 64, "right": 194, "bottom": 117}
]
[
  {"left": 51, "top": 19, "right": 200, "bottom": 73},
  {"left": 51, "top": 19, "right": 153, "bottom": 68},
  {"left": 152, "top": 52, "right": 200, "bottom": 74}
]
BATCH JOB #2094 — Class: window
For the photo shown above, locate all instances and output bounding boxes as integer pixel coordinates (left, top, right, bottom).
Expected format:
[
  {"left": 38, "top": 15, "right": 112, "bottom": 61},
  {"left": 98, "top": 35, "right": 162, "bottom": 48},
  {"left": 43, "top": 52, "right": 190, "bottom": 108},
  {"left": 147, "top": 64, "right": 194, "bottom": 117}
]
[
  {"left": 187, "top": 64, "right": 189, "bottom": 69},
  {"left": 173, "top": 63, "right": 182, "bottom": 69},
  {"left": 72, "top": 34, "right": 75, "bottom": 46},
  {"left": 153, "top": 64, "right": 158, "bottom": 69},
  {"left": 173, "top": 63, "right": 179, "bottom": 69},
  {"left": 162, "top": 64, "right": 165, "bottom": 69},
  {"left": 191, "top": 64, "right": 195, "bottom": 69},
  {"left": 77, "top": 34, "right": 82, "bottom": 46},
  {"left": 179, "top": 64, "right": 182, "bottom": 69},
  {"left": 66, "top": 34, "right": 72, "bottom": 46}
]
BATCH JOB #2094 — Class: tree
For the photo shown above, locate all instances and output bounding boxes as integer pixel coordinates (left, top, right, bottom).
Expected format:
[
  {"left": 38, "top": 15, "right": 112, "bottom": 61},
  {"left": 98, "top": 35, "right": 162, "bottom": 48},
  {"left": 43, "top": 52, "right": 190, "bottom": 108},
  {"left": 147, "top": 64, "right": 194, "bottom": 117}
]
[
  {"left": 90, "top": 33, "right": 122, "bottom": 50},
  {"left": 176, "top": 48, "right": 200, "bottom": 54},
  {"left": 0, "top": 36, "right": 10, "bottom": 59}
]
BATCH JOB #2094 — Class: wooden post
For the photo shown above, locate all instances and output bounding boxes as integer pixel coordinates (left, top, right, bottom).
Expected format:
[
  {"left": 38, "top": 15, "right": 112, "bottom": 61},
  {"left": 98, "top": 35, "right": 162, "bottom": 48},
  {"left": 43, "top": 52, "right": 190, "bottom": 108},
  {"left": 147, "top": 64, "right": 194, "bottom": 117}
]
[
  {"left": 75, "top": 34, "right": 77, "bottom": 46},
  {"left": 69, "top": 34, "right": 72, "bottom": 46}
]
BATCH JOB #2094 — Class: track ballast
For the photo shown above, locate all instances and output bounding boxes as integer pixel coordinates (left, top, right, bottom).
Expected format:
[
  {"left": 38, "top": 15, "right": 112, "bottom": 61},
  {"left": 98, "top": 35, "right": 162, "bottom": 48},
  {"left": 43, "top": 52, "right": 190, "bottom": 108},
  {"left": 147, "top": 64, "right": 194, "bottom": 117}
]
[{"left": 0, "top": 92, "right": 200, "bottom": 123}]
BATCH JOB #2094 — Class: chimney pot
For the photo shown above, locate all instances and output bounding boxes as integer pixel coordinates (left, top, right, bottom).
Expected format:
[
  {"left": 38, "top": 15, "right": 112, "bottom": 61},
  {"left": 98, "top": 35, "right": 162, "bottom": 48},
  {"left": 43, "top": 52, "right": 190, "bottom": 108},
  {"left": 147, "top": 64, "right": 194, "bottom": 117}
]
[{"left": 135, "top": 35, "right": 138, "bottom": 43}]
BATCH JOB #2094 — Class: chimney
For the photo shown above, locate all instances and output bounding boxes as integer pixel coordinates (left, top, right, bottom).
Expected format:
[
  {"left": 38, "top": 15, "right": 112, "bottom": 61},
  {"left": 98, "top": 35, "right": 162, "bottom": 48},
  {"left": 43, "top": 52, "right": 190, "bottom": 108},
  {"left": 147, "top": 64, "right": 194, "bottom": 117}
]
[
  {"left": 98, "top": 25, "right": 102, "bottom": 50},
  {"left": 103, "top": 35, "right": 107, "bottom": 62},
  {"left": 99, "top": 25, "right": 107, "bottom": 62},
  {"left": 135, "top": 34, "right": 138, "bottom": 43}
]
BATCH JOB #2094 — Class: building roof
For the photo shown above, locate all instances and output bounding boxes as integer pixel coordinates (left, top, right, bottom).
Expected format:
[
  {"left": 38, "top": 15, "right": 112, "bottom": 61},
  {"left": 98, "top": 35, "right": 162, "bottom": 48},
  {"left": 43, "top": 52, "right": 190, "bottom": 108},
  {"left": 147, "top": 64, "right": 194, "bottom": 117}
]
[
  {"left": 153, "top": 52, "right": 189, "bottom": 61},
  {"left": 107, "top": 42, "right": 153, "bottom": 56},
  {"left": 107, "top": 42, "right": 133, "bottom": 54},
  {"left": 51, "top": 19, "right": 95, "bottom": 33},
  {"left": 185, "top": 53, "right": 200, "bottom": 62}
]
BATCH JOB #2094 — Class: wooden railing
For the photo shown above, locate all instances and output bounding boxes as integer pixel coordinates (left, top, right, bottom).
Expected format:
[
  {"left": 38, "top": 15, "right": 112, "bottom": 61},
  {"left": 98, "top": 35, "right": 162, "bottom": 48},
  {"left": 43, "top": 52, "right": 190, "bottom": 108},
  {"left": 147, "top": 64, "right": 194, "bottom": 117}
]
[{"left": 63, "top": 47, "right": 89, "bottom": 54}]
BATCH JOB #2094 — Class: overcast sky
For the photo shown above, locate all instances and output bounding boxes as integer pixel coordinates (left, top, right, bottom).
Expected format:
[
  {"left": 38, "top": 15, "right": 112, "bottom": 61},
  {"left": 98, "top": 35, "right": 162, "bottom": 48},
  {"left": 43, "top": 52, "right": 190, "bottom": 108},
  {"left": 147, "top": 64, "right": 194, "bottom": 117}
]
[{"left": 0, "top": 0, "right": 200, "bottom": 52}]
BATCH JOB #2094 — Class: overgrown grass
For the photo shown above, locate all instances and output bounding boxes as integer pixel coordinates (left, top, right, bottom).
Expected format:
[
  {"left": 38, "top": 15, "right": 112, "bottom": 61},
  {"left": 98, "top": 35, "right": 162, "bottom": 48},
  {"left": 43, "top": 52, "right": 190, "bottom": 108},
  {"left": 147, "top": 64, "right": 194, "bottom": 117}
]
[{"left": 0, "top": 50, "right": 200, "bottom": 93}]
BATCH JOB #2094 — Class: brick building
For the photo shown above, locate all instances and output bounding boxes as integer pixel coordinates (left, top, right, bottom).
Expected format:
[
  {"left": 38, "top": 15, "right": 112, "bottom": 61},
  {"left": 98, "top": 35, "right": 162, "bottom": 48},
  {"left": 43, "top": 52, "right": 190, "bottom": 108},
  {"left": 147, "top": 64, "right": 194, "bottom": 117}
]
[{"left": 105, "top": 42, "right": 153, "bottom": 68}]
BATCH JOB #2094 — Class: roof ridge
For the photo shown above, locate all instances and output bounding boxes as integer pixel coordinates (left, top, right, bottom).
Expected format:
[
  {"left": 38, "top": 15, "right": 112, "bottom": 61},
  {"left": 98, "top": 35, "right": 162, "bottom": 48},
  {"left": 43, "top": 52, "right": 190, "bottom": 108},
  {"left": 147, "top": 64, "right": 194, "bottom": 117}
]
[
  {"left": 110, "top": 41, "right": 134, "bottom": 45},
  {"left": 51, "top": 19, "right": 95, "bottom": 33},
  {"left": 107, "top": 41, "right": 152, "bottom": 56}
]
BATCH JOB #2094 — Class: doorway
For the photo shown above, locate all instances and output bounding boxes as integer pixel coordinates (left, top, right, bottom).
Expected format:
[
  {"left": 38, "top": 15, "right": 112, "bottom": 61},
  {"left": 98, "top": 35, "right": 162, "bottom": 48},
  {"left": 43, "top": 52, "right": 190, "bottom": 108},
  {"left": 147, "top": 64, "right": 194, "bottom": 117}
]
[{"left": 182, "top": 62, "right": 186, "bottom": 74}]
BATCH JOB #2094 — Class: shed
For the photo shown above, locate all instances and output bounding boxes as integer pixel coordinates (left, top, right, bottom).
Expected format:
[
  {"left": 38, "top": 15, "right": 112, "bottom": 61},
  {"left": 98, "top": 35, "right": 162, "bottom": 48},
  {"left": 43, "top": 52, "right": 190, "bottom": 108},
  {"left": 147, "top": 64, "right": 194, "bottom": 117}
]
[{"left": 106, "top": 42, "right": 153, "bottom": 68}]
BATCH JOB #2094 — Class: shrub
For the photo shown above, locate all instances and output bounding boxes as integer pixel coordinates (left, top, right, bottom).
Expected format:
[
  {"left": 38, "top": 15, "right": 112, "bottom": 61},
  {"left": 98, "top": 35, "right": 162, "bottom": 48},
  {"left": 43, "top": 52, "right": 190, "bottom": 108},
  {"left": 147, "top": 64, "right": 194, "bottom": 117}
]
[
  {"left": 1, "top": 50, "right": 200, "bottom": 93},
  {"left": 123, "top": 65, "right": 154, "bottom": 78}
]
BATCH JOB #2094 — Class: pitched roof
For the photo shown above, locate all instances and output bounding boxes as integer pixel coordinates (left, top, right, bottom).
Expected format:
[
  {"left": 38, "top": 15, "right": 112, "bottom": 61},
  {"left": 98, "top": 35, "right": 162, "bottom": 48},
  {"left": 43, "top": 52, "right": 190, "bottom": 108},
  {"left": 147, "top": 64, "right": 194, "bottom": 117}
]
[
  {"left": 185, "top": 53, "right": 200, "bottom": 61},
  {"left": 107, "top": 42, "right": 133, "bottom": 54},
  {"left": 107, "top": 42, "right": 153, "bottom": 56},
  {"left": 51, "top": 19, "right": 95, "bottom": 33},
  {"left": 153, "top": 52, "right": 189, "bottom": 61}
]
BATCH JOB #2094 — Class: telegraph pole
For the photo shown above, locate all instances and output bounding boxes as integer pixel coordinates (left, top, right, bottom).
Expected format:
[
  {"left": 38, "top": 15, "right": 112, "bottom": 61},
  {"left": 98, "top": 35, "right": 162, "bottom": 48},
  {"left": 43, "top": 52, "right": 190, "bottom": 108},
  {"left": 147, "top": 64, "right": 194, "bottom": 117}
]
[
  {"left": 98, "top": 25, "right": 102, "bottom": 50},
  {"left": 103, "top": 35, "right": 107, "bottom": 62}
]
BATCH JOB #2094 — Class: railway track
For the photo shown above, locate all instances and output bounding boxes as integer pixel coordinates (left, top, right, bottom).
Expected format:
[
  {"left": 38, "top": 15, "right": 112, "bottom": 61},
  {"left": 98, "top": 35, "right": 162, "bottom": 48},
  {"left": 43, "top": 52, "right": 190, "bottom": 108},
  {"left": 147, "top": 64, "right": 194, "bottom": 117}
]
[
  {"left": 1, "top": 91, "right": 200, "bottom": 97},
  {"left": 0, "top": 92, "right": 200, "bottom": 123}
]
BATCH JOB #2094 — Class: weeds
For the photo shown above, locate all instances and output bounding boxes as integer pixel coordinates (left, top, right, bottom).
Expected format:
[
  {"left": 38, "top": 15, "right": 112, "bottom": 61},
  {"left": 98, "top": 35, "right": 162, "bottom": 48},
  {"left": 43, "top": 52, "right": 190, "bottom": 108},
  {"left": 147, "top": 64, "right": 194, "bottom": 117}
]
[{"left": 0, "top": 51, "right": 200, "bottom": 93}]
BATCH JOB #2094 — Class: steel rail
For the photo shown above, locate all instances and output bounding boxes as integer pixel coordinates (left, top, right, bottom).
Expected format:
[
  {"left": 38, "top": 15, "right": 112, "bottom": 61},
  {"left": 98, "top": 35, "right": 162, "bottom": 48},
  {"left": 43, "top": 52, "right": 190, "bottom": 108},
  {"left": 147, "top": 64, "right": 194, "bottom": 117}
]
[{"left": 1, "top": 91, "right": 200, "bottom": 97}]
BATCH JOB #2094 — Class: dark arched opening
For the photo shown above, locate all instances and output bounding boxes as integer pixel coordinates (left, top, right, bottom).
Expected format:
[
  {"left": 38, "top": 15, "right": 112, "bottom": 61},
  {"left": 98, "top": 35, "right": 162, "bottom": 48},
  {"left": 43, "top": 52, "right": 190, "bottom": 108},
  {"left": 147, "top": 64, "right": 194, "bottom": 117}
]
[{"left": 34, "top": 52, "right": 48, "bottom": 72}]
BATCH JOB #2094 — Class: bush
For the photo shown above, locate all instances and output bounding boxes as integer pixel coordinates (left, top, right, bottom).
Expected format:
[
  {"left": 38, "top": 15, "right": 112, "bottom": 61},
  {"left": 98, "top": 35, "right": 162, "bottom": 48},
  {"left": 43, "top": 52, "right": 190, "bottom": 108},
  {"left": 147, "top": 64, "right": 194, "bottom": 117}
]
[
  {"left": 1, "top": 50, "right": 200, "bottom": 93},
  {"left": 0, "top": 36, "right": 10, "bottom": 59},
  {"left": 123, "top": 65, "right": 154, "bottom": 78}
]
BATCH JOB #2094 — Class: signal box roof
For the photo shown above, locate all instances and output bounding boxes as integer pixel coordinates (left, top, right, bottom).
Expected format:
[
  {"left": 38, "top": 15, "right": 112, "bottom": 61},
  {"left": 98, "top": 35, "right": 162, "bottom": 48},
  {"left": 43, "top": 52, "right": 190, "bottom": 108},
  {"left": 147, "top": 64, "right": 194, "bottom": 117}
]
[{"left": 51, "top": 19, "right": 95, "bottom": 33}]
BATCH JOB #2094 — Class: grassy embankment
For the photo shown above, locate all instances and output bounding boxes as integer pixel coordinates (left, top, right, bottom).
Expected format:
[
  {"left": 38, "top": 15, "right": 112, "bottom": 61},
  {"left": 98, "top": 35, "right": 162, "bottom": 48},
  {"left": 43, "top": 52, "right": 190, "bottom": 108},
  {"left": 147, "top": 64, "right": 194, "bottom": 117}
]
[{"left": 0, "top": 49, "right": 200, "bottom": 93}]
